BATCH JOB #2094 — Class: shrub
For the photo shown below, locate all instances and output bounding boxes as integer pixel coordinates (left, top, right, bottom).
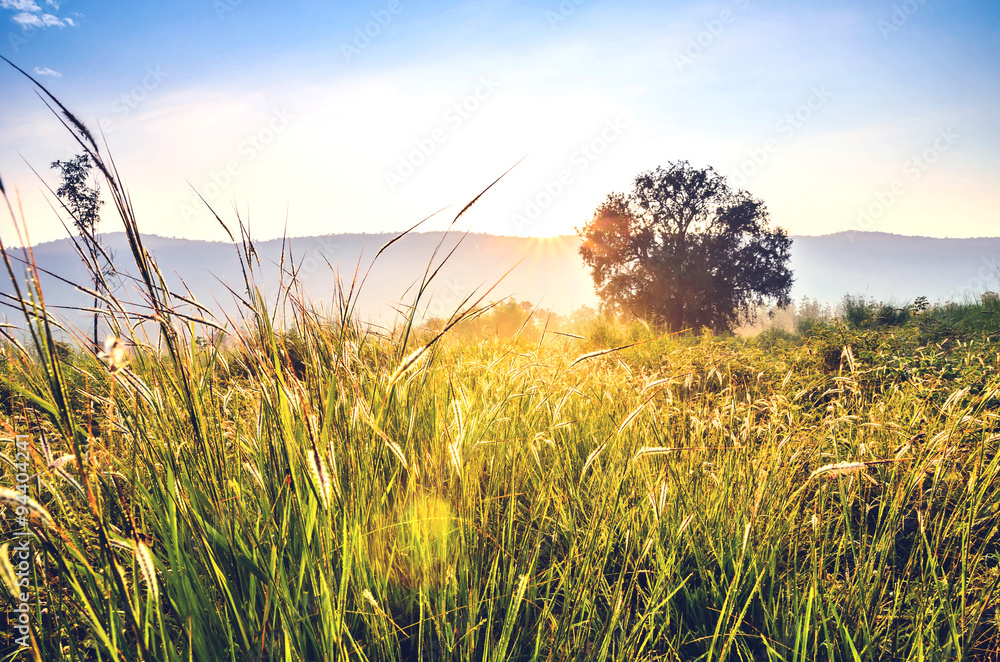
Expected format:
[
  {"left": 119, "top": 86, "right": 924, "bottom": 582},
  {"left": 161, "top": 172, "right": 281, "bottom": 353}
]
[
  {"left": 585, "top": 314, "right": 625, "bottom": 348},
  {"left": 840, "top": 295, "right": 911, "bottom": 329},
  {"left": 795, "top": 316, "right": 828, "bottom": 336},
  {"left": 873, "top": 301, "right": 909, "bottom": 326},
  {"left": 841, "top": 294, "right": 871, "bottom": 328},
  {"left": 754, "top": 326, "right": 796, "bottom": 349}
]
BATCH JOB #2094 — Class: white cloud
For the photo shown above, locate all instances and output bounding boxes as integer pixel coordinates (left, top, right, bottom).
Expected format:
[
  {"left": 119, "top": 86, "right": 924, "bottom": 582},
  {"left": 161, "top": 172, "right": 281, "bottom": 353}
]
[
  {"left": 4, "top": 0, "right": 75, "bottom": 29},
  {"left": 33, "top": 66, "right": 60, "bottom": 77},
  {"left": 11, "top": 11, "right": 42, "bottom": 26},
  {"left": 1, "top": 0, "right": 41, "bottom": 11},
  {"left": 11, "top": 11, "right": 65, "bottom": 27}
]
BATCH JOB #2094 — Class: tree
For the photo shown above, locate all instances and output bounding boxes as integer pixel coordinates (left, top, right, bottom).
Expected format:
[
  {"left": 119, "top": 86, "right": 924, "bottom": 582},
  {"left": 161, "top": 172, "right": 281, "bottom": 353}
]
[
  {"left": 51, "top": 153, "right": 107, "bottom": 347},
  {"left": 578, "top": 161, "right": 792, "bottom": 332}
]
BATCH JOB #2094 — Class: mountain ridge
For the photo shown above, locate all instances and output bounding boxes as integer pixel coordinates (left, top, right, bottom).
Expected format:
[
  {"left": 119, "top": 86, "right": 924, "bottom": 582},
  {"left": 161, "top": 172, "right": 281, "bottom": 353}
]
[{"left": 2, "top": 231, "right": 998, "bottom": 331}]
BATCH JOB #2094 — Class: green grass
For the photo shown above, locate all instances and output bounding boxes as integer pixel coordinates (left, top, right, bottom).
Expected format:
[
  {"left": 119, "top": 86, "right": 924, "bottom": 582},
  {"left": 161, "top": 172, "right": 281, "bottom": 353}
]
[{"left": 1, "top": 250, "right": 999, "bottom": 660}]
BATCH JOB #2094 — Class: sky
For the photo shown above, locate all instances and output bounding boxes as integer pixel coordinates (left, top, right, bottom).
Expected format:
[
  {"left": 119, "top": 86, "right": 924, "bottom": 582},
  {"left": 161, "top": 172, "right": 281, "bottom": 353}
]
[{"left": 0, "top": 0, "right": 998, "bottom": 247}]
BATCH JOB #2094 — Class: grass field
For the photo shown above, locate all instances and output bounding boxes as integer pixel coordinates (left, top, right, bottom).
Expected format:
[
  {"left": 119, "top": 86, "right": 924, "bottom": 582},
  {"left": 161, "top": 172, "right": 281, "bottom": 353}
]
[
  {"left": 0, "top": 73, "right": 998, "bottom": 662},
  {"left": 1, "top": 208, "right": 999, "bottom": 661}
]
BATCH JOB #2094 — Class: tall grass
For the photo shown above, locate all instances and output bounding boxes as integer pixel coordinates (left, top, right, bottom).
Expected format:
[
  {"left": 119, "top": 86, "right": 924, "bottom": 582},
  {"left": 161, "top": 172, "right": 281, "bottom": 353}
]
[{"left": 0, "top": 67, "right": 998, "bottom": 660}]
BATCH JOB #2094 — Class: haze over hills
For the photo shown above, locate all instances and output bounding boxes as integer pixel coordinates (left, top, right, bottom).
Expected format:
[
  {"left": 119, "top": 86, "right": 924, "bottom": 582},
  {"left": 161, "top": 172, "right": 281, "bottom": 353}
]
[
  {"left": 2, "top": 230, "right": 998, "bottom": 334},
  {"left": 792, "top": 232, "right": 999, "bottom": 306}
]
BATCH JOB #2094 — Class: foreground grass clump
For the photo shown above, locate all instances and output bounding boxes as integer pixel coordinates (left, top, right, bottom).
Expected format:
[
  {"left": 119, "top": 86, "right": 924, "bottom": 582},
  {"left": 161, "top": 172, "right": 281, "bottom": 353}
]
[{"left": 1, "top": 290, "right": 999, "bottom": 660}]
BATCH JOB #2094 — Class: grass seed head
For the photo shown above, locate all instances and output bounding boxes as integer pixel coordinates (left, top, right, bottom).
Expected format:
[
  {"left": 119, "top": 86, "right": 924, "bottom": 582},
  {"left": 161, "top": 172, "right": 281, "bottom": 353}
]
[
  {"left": 808, "top": 461, "right": 868, "bottom": 481},
  {"left": 0, "top": 487, "right": 55, "bottom": 528},
  {"left": 362, "top": 589, "right": 381, "bottom": 613},
  {"left": 133, "top": 540, "right": 159, "bottom": 603},
  {"left": 46, "top": 454, "right": 77, "bottom": 471},
  {"left": 0, "top": 544, "right": 21, "bottom": 599},
  {"left": 243, "top": 462, "right": 264, "bottom": 491},
  {"left": 306, "top": 448, "right": 332, "bottom": 509},
  {"left": 98, "top": 336, "right": 129, "bottom": 373},
  {"left": 448, "top": 439, "right": 463, "bottom": 481}
]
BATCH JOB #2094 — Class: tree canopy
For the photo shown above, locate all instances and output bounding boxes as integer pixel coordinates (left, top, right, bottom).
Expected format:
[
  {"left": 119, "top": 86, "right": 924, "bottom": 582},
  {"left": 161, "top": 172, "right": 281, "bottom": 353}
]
[
  {"left": 52, "top": 153, "right": 103, "bottom": 237},
  {"left": 578, "top": 161, "right": 793, "bottom": 332},
  {"left": 52, "top": 152, "right": 106, "bottom": 346}
]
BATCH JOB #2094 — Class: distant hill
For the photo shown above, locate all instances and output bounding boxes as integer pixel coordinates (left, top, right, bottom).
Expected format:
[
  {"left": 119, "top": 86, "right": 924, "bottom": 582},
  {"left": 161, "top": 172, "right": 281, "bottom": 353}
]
[
  {"left": 0, "top": 232, "right": 596, "bottom": 334},
  {"left": 792, "top": 231, "right": 1000, "bottom": 306},
  {"left": 2, "top": 230, "right": 998, "bottom": 334}
]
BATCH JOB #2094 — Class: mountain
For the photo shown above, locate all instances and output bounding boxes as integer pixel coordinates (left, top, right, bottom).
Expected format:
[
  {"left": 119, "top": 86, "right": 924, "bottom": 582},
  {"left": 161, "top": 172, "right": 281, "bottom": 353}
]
[
  {"left": 0, "top": 232, "right": 596, "bottom": 334},
  {"left": 2, "top": 230, "right": 998, "bottom": 334},
  {"left": 791, "top": 231, "right": 999, "bottom": 305}
]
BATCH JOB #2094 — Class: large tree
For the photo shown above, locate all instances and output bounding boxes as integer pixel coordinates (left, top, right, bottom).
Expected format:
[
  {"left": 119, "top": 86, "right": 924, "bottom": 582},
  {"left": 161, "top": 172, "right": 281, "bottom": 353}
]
[{"left": 578, "top": 161, "right": 792, "bottom": 332}]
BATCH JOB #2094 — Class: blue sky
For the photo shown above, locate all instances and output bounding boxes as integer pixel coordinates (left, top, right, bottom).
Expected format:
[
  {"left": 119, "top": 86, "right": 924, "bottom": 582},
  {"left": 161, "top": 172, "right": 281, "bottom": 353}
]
[{"left": 1, "top": 0, "right": 998, "bottom": 245}]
